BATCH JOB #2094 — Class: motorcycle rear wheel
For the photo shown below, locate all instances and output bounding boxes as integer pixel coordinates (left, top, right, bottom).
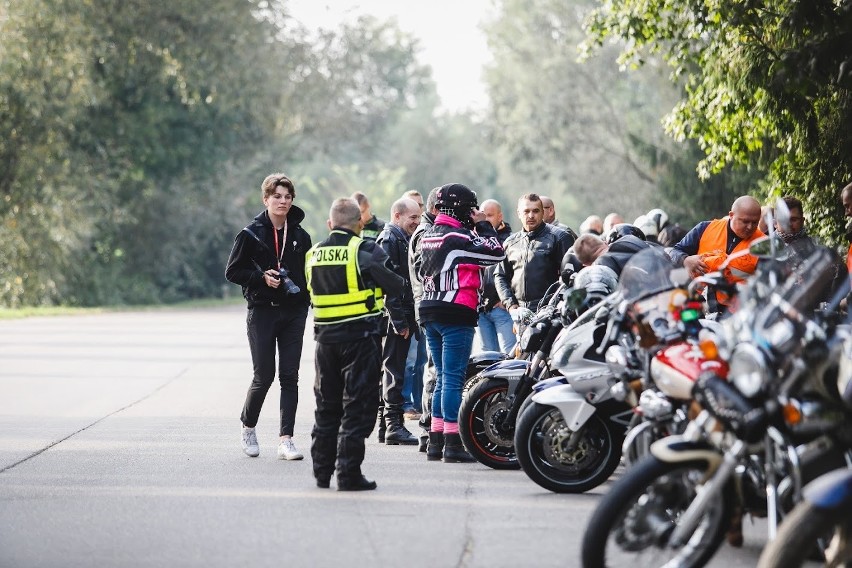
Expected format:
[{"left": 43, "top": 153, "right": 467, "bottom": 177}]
[
  {"left": 581, "top": 456, "right": 731, "bottom": 568},
  {"left": 458, "top": 378, "right": 521, "bottom": 469},
  {"left": 514, "top": 401, "right": 623, "bottom": 493}
]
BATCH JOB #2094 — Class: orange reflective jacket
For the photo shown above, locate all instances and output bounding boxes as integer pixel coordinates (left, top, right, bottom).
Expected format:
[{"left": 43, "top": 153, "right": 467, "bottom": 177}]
[{"left": 698, "top": 218, "right": 764, "bottom": 305}]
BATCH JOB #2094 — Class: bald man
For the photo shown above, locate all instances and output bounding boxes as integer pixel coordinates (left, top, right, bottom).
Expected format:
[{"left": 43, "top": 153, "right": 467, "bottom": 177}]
[
  {"left": 541, "top": 195, "right": 578, "bottom": 238},
  {"left": 669, "top": 196, "right": 765, "bottom": 306}
]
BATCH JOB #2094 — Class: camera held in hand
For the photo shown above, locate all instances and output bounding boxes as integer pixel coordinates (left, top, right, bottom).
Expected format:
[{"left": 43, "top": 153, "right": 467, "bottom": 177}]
[{"left": 276, "top": 266, "right": 301, "bottom": 295}]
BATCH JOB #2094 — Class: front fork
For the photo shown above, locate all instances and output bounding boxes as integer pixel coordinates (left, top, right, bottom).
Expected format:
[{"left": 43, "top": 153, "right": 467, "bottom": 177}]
[
  {"left": 498, "top": 350, "right": 547, "bottom": 434},
  {"left": 669, "top": 417, "right": 797, "bottom": 547}
]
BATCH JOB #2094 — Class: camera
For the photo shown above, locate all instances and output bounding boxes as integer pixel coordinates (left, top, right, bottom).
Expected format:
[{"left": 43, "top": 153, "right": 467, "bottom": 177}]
[{"left": 276, "top": 267, "right": 301, "bottom": 295}]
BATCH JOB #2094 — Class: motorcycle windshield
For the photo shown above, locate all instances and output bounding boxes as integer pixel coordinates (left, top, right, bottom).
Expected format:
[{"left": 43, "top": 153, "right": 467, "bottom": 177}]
[
  {"left": 748, "top": 242, "right": 839, "bottom": 337},
  {"left": 617, "top": 247, "right": 679, "bottom": 303}
]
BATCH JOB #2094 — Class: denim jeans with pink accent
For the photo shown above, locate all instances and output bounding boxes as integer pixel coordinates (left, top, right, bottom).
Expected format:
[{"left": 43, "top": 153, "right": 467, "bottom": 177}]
[{"left": 422, "top": 322, "right": 475, "bottom": 424}]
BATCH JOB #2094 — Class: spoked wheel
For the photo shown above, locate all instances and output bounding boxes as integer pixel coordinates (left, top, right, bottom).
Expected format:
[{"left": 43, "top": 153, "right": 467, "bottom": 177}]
[
  {"left": 458, "top": 378, "right": 521, "bottom": 469},
  {"left": 514, "top": 401, "right": 624, "bottom": 493},
  {"left": 757, "top": 500, "right": 851, "bottom": 568},
  {"left": 581, "top": 456, "right": 731, "bottom": 568}
]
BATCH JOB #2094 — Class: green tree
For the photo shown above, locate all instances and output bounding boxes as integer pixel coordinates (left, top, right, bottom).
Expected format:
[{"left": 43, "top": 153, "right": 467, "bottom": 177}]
[
  {"left": 583, "top": 0, "right": 852, "bottom": 243},
  {"left": 483, "top": 0, "right": 682, "bottom": 227}
]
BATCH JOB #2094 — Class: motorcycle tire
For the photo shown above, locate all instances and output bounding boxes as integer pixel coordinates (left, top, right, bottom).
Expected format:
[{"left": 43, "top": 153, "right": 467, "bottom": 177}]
[
  {"left": 581, "top": 455, "right": 732, "bottom": 568},
  {"left": 514, "top": 401, "right": 624, "bottom": 493},
  {"left": 756, "top": 500, "right": 850, "bottom": 568},
  {"left": 458, "top": 378, "right": 522, "bottom": 470}
]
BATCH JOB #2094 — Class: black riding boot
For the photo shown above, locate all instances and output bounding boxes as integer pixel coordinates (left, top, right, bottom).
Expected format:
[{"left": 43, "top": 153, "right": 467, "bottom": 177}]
[
  {"left": 426, "top": 431, "right": 444, "bottom": 461},
  {"left": 376, "top": 405, "right": 386, "bottom": 443},
  {"left": 443, "top": 433, "right": 476, "bottom": 463},
  {"left": 385, "top": 411, "right": 418, "bottom": 445}
]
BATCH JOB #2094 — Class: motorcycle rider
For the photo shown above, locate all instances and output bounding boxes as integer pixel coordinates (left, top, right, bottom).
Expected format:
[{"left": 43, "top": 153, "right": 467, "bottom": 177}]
[
  {"left": 571, "top": 224, "right": 651, "bottom": 277},
  {"left": 495, "top": 193, "right": 576, "bottom": 318},
  {"left": 376, "top": 197, "right": 423, "bottom": 446},
  {"left": 477, "top": 198, "right": 515, "bottom": 353},
  {"left": 841, "top": 182, "right": 852, "bottom": 278},
  {"left": 409, "top": 188, "right": 439, "bottom": 451},
  {"left": 541, "top": 195, "right": 578, "bottom": 238},
  {"left": 351, "top": 191, "right": 386, "bottom": 241},
  {"left": 668, "top": 195, "right": 765, "bottom": 309},
  {"left": 415, "top": 183, "right": 505, "bottom": 462}
]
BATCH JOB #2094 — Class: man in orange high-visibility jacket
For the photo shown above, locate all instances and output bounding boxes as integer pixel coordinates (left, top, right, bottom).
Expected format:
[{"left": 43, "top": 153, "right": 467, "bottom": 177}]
[
  {"left": 668, "top": 196, "right": 765, "bottom": 306},
  {"left": 841, "top": 182, "right": 852, "bottom": 277}
]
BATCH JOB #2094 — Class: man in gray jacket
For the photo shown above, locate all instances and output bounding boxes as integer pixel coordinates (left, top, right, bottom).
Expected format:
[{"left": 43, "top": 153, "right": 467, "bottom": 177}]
[{"left": 495, "top": 193, "right": 575, "bottom": 315}]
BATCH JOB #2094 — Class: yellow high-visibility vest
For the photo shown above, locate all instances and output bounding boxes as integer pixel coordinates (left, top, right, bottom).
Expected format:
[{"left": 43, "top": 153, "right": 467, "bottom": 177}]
[{"left": 306, "top": 231, "right": 384, "bottom": 325}]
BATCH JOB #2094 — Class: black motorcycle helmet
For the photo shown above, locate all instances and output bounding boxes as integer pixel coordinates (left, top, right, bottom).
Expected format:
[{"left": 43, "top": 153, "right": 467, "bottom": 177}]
[
  {"left": 606, "top": 223, "right": 646, "bottom": 245},
  {"left": 436, "top": 183, "right": 478, "bottom": 228},
  {"left": 560, "top": 251, "right": 583, "bottom": 285}
]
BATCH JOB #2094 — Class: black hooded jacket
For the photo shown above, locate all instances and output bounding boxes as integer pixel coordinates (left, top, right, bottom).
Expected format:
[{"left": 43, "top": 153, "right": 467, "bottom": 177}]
[
  {"left": 225, "top": 205, "right": 312, "bottom": 308},
  {"left": 593, "top": 235, "right": 651, "bottom": 277}
]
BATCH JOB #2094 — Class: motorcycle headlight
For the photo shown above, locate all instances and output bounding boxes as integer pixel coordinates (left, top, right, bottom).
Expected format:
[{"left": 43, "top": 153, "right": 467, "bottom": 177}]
[{"left": 728, "top": 343, "right": 769, "bottom": 398}]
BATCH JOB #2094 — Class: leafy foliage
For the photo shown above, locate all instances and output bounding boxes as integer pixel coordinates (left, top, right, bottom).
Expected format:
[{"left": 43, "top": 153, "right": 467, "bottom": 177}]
[{"left": 583, "top": 0, "right": 852, "bottom": 243}]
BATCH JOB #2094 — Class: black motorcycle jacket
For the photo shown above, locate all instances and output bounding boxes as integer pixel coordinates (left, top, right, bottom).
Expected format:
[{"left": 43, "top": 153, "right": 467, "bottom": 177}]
[
  {"left": 593, "top": 235, "right": 651, "bottom": 277},
  {"left": 361, "top": 214, "right": 386, "bottom": 241},
  {"left": 377, "top": 222, "right": 415, "bottom": 333},
  {"left": 481, "top": 221, "right": 513, "bottom": 312},
  {"left": 495, "top": 222, "right": 575, "bottom": 309},
  {"left": 225, "top": 206, "right": 311, "bottom": 308},
  {"left": 409, "top": 211, "right": 436, "bottom": 324}
]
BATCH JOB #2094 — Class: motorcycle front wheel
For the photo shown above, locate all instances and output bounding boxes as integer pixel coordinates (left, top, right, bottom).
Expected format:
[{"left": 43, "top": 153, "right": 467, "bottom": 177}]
[
  {"left": 514, "top": 401, "right": 623, "bottom": 493},
  {"left": 458, "top": 378, "right": 521, "bottom": 470},
  {"left": 757, "top": 500, "right": 851, "bottom": 568},
  {"left": 581, "top": 455, "right": 731, "bottom": 568}
]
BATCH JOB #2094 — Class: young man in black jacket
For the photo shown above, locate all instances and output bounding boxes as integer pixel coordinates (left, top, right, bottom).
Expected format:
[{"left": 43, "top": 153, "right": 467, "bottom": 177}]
[{"left": 225, "top": 173, "right": 312, "bottom": 461}]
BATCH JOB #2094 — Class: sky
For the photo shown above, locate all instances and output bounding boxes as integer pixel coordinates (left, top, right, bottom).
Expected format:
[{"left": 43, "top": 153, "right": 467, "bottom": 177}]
[{"left": 286, "top": 0, "right": 493, "bottom": 112}]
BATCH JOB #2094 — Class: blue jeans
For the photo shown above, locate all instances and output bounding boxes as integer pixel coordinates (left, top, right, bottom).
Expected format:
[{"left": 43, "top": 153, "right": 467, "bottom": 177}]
[
  {"left": 423, "top": 322, "right": 475, "bottom": 423},
  {"left": 476, "top": 306, "right": 516, "bottom": 354},
  {"left": 403, "top": 333, "right": 427, "bottom": 411}
]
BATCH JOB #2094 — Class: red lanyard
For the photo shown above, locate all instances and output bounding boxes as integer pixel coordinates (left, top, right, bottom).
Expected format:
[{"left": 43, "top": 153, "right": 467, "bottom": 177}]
[{"left": 272, "top": 220, "right": 287, "bottom": 270}]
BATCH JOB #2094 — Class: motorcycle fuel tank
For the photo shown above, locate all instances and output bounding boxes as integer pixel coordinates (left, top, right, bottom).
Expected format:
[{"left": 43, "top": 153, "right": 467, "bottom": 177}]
[{"left": 650, "top": 342, "right": 728, "bottom": 400}]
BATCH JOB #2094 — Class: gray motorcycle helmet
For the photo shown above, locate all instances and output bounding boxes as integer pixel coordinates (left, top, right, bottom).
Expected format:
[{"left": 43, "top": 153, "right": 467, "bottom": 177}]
[{"left": 574, "top": 265, "right": 619, "bottom": 299}]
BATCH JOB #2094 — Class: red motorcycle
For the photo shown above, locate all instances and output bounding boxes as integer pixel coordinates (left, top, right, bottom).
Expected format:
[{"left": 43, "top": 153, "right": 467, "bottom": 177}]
[{"left": 602, "top": 247, "right": 729, "bottom": 466}]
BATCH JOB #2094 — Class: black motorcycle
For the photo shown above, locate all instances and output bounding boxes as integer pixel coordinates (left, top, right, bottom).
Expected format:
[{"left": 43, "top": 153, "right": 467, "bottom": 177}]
[{"left": 581, "top": 222, "right": 852, "bottom": 567}]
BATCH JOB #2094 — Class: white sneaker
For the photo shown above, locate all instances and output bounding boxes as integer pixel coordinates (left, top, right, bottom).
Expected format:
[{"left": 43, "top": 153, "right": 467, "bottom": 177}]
[
  {"left": 277, "top": 438, "right": 304, "bottom": 461},
  {"left": 241, "top": 427, "right": 259, "bottom": 457}
]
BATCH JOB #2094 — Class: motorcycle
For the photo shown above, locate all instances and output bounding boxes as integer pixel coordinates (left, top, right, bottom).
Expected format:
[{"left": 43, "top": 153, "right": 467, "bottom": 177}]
[
  {"left": 513, "top": 280, "right": 633, "bottom": 493},
  {"left": 457, "top": 271, "right": 597, "bottom": 470},
  {"left": 605, "top": 247, "right": 729, "bottom": 467},
  {"left": 581, "top": 208, "right": 852, "bottom": 567},
  {"left": 757, "top": 325, "right": 852, "bottom": 568},
  {"left": 757, "top": 467, "right": 852, "bottom": 568}
]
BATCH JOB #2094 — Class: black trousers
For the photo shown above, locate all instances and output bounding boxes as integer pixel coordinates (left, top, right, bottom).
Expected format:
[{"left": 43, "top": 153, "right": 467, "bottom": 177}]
[
  {"left": 381, "top": 329, "right": 412, "bottom": 416},
  {"left": 311, "top": 335, "right": 381, "bottom": 483},
  {"left": 240, "top": 304, "right": 308, "bottom": 436}
]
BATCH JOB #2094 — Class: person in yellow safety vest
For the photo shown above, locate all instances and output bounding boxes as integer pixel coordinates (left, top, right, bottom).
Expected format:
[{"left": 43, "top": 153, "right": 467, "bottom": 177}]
[
  {"left": 668, "top": 196, "right": 765, "bottom": 308},
  {"left": 305, "top": 197, "right": 404, "bottom": 491}
]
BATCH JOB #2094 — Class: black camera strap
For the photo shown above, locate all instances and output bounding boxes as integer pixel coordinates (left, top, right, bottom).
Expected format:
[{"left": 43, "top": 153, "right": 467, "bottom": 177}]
[{"left": 242, "top": 223, "right": 289, "bottom": 273}]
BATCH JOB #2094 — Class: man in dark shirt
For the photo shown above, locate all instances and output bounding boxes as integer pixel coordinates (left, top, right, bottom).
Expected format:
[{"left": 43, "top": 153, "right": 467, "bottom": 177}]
[{"left": 477, "top": 198, "right": 515, "bottom": 353}]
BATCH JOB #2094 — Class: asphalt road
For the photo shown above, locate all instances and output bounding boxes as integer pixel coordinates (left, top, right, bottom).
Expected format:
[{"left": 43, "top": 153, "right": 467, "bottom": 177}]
[{"left": 0, "top": 305, "right": 777, "bottom": 567}]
